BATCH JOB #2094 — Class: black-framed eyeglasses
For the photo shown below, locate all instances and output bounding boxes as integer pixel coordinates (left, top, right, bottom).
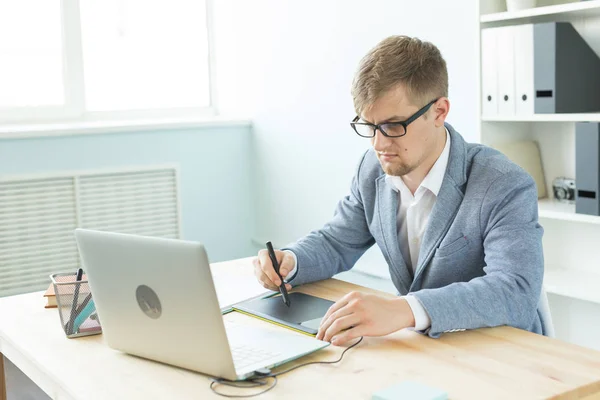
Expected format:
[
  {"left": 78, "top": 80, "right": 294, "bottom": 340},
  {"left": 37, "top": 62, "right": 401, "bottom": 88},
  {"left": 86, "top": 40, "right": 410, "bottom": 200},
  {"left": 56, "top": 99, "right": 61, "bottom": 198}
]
[{"left": 350, "top": 98, "right": 439, "bottom": 138}]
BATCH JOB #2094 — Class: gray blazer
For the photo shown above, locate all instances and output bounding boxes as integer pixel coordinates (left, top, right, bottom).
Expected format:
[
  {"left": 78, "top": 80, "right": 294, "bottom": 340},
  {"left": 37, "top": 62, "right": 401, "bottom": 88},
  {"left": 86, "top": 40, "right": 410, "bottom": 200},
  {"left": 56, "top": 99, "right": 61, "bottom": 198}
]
[{"left": 285, "top": 123, "right": 546, "bottom": 338}]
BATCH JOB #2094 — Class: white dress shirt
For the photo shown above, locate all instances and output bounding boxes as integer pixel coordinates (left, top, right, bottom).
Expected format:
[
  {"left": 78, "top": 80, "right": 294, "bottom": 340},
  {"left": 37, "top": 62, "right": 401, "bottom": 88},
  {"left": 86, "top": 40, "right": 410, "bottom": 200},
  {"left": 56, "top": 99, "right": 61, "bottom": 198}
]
[
  {"left": 285, "top": 127, "right": 451, "bottom": 332},
  {"left": 387, "top": 127, "right": 451, "bottom": 331}
]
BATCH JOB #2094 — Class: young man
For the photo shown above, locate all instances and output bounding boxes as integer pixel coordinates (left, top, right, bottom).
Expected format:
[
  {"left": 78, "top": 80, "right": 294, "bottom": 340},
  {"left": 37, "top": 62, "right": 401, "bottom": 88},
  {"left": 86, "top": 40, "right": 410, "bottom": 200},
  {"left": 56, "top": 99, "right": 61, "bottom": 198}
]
[{"left": 253, "top": 36, "right": 545, "bottom": 345}]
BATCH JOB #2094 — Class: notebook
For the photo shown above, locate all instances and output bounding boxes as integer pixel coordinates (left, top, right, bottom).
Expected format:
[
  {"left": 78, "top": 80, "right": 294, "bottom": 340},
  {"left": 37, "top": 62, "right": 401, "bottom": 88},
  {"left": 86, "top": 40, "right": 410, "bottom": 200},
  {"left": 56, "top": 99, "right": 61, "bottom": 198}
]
[{"left": 233, "top": 292, "right": 335, "bottom": 335}]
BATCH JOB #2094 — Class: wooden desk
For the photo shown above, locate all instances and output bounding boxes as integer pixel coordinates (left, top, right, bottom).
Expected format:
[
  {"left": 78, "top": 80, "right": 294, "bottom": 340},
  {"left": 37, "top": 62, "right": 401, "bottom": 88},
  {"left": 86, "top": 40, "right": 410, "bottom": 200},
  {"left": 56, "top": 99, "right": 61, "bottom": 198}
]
[{"left": 1, "top": 257, "right": 600, "bottom": 399}]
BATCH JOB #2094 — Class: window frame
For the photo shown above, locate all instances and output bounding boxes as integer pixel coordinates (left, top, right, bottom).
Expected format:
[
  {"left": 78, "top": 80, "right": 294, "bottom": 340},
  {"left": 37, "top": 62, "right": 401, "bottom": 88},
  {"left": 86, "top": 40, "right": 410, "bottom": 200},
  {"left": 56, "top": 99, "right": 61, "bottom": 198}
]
[{"left": 0, "top": 0, "right": 216, "bottom": 125}]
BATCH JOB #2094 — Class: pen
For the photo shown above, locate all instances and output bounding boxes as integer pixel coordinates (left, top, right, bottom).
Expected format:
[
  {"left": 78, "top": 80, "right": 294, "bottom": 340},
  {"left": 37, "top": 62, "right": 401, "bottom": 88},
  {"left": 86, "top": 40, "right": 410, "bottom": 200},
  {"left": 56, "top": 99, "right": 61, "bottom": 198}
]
[
  {"left": 72, "top": 293, "right": 92, "bottom": 321},
  {"left": 66, "top": 267, "right": 83, "bottom": 335},
  {"left": 266, "top": 241, "right": 291, "bottom": 307}
]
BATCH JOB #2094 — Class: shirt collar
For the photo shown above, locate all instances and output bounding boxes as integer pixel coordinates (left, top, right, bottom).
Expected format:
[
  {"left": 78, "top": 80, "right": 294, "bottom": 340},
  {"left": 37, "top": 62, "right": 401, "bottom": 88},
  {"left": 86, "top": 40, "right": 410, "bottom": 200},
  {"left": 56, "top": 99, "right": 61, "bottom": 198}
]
[{"left": 386, "top": 127, "right": 451, "bottom": 197}]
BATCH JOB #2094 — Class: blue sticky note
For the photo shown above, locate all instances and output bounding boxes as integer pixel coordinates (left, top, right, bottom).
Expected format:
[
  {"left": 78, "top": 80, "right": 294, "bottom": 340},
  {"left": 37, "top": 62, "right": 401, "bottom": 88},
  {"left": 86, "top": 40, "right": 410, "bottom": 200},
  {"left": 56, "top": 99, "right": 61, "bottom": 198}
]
[{"left": 372, "top": 381, "right": 447, "bottom": 400}]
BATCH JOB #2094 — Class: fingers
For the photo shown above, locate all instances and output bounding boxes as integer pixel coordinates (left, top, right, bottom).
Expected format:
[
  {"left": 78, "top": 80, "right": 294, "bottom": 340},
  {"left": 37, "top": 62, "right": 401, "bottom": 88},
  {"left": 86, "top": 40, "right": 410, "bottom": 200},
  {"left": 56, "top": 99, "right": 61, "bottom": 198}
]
[
  {"left": 278, "top": 252, "right": 295, "bottom": 279},
  {"left": 253, "top": 255, "right": 293, "bottom": 291},
  {"left": 331, "top": 326, "right": 364, "bottom": 346},
  {"left": 318, "top": 291, "right": 358, "bottom": 334},
  {"left": 321, "top": 314, "right": 360, "bottom": 343},
  {"left": 253, "top": 257, "right": 277, "bottom": 290},
  {"left": 316, "top": 304, "right": 354, "bottom": 340},
  {"left": 257, "top": 249, "right": 282, "bottom": 286}
]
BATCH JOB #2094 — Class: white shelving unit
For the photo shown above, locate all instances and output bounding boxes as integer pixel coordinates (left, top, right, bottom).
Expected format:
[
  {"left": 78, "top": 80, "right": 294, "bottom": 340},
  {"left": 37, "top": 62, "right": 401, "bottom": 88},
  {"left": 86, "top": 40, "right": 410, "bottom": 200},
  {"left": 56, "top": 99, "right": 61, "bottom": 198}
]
[
  {"left": 544, "top": 268, "right": 600, "bottom": 305},
  {"left": 483, "top": 113, "right": 600, "bottom": 122},
  {"left": 538, "top": 199, "right": 600, "bottom": 225},
  {"left": 479, "top": 0, "right": 600, "bottom": 312},
  {"left": 481, "top": 0, "right": 600, "bottom": 24}
]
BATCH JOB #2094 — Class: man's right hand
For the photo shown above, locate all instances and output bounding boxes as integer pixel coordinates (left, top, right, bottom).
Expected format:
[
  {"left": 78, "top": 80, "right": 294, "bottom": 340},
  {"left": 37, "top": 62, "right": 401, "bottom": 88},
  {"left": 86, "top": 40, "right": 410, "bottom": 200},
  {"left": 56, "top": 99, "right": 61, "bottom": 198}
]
[{"left": 253, "top": 249, "right": 294, "bottom": 291}]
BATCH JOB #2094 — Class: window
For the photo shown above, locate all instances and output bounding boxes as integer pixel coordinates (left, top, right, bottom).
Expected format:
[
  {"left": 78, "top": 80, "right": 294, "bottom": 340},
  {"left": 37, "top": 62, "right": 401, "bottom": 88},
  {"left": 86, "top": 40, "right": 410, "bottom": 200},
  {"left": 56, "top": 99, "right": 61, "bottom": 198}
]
[
  {"left": 0, "top": 1, "right": 64, "bottom": 108},
  {"left": 0, "top": 0, "right": 213, "bottom": 123}
]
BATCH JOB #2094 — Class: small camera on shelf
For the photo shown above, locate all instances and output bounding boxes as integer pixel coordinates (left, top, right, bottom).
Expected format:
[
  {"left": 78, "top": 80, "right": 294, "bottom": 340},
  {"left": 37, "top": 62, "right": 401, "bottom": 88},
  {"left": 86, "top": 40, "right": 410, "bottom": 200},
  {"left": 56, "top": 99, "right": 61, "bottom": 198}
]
[{"left": 552, "top": 177, "right": 576, "bottom": 203}]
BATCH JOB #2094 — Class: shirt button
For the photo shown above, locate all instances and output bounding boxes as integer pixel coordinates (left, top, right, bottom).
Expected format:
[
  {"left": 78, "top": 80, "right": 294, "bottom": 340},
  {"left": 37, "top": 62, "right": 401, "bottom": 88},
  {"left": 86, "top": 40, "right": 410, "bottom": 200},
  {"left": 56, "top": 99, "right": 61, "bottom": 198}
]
[{"left": 412, "top": 238, "right": 419, "bottom": 244}]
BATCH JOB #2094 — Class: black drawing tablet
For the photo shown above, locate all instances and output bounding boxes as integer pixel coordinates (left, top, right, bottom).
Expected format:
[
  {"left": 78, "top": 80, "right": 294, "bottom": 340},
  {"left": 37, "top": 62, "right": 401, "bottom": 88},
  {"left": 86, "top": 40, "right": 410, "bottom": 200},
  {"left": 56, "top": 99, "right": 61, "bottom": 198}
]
[{"left": 233, "top": 292, "right": 334, "bottom": 335}]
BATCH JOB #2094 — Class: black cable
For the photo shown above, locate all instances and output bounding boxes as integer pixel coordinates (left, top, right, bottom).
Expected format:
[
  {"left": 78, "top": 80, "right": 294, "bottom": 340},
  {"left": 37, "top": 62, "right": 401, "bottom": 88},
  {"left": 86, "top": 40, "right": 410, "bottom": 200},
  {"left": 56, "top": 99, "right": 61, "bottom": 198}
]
[
  {"left": 210, "top": 336, "right": 364, "bottom": 398},
  {"left": 210, "top": 376, "right": 278, "bottom": 398},
  {"left": 267, "top": 336, "right": 363, "bottom": 377}
]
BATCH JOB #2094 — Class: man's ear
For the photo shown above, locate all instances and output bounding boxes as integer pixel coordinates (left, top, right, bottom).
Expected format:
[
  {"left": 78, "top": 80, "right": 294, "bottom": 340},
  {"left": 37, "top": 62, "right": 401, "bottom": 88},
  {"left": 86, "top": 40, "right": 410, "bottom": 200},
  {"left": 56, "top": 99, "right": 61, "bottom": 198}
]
[{"left": 433, "top": 97, "right": 450, "bottom": 128}]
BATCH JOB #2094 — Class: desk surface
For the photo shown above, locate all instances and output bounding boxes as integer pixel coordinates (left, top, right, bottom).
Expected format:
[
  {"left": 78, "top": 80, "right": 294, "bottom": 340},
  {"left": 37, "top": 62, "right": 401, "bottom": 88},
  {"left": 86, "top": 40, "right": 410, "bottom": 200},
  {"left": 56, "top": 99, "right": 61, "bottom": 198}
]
[{"left": 2, "top": 257, "right": 600, "bottom": 399}]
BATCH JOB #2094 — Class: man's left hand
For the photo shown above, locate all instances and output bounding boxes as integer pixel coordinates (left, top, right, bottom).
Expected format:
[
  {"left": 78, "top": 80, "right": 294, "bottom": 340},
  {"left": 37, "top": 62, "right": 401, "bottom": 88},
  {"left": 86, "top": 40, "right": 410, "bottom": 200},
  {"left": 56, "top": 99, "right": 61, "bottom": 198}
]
[{"left": 316, "top": 292, "right": 416, "bottom": 346}]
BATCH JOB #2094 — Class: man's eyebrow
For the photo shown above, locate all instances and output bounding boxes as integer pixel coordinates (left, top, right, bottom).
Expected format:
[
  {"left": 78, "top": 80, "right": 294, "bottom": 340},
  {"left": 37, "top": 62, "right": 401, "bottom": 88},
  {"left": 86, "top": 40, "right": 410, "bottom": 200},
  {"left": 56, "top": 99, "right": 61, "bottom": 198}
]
[
  {"left": 361, "top": 115, "right": 407, "bottom": 124},
  {"left": 381, "top": 115, "right": 408, "bottom": 123}
]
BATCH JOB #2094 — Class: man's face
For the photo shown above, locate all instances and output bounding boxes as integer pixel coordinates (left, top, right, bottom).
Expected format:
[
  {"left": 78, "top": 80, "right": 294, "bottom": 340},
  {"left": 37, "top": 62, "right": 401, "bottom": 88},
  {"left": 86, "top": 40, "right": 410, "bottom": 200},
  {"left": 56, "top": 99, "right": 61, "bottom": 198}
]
[{"left": 361, "top": 85, "right": 440, "bottom": 177}]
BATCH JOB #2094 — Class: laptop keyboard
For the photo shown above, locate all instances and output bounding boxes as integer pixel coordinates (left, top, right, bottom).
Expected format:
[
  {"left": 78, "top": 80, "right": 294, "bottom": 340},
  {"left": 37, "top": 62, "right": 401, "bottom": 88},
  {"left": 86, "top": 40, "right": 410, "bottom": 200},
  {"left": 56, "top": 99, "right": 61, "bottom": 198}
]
[
  {"left": 230, "top": 344, "right": 282, "bottom": 370},
  {"left": 225, "top": 321, "right": 283, "bottom": 370}
]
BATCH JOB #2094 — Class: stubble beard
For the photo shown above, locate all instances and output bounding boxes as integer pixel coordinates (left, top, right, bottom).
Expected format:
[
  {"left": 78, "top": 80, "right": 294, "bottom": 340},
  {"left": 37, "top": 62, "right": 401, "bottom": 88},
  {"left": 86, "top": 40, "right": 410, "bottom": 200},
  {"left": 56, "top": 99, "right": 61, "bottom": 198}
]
[{"left": 378, "top": 158, "right": 416, "bottom": 177}]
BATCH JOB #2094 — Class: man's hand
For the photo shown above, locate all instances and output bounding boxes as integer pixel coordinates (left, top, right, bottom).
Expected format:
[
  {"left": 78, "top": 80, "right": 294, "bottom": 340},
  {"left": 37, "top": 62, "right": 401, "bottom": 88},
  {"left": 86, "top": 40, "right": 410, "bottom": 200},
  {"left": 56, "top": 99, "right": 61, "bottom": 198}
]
[
  {"left": 253, "top": 249, "right": 294, "bottom": 292},
  {"left": 316, "top": 292, "right": 416, "bottom": 346}
]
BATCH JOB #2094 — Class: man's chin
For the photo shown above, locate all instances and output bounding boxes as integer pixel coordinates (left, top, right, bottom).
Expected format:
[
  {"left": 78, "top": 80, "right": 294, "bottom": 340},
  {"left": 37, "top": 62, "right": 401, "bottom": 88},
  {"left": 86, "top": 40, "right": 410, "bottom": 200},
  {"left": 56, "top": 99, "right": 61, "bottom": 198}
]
[{"left": 380, "top": 161, "right": 412, "bottom": 177}]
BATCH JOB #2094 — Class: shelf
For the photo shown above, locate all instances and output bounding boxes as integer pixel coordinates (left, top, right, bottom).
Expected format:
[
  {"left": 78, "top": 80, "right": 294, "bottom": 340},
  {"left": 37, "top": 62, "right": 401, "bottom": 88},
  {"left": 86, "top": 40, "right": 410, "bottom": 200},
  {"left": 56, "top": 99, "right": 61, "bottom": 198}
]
[
  {"left": 481, "top": 0, "right": 600, "bottom": 24},
  {"left": 482, "top": 113, "right": 600, "bottom": 122},
  {"left": 544, "top": 268, "right": 600, "bottom": 304},
  {"left": 538, "top": 199, "right": 600, "bottom": 224}
]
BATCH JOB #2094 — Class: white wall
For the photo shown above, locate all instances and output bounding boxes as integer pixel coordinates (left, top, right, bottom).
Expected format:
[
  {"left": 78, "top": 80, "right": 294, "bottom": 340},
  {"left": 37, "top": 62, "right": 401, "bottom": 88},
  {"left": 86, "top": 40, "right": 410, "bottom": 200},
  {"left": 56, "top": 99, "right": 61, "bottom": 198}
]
[
  {"left": 0, "top": 126, "right": 256, "bottom": 264},
  {"left": 215, "top": 0, "right": 479, "bottom": 277}
]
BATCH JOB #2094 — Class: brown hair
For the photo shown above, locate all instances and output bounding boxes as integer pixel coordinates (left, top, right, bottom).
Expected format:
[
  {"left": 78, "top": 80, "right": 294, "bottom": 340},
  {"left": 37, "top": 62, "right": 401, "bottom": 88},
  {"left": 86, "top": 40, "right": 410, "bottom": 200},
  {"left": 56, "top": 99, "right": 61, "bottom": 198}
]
[{"left": 351, "top": 35, "right": 448, "bottom": 116}]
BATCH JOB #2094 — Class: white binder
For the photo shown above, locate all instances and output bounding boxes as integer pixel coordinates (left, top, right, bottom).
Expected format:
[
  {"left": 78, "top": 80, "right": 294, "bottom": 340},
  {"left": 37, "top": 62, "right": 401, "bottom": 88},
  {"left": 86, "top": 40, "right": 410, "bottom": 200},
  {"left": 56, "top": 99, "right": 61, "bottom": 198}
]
[
  {"left": 514, "top": 24, "right": 534, "bottom": 115},
  {"left": 481, "top": 28, "right": 499, "bottom": 116},
  {"left": 497, "top": 26, "right": 516, "bottom": 115}
]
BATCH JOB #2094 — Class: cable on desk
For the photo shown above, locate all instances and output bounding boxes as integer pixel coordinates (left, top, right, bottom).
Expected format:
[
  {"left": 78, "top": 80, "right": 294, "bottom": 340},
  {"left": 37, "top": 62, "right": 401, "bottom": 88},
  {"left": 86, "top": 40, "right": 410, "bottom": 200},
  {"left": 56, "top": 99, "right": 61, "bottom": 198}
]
[{"left": 210, "top": 336, "right": 364, "bottom": 398}]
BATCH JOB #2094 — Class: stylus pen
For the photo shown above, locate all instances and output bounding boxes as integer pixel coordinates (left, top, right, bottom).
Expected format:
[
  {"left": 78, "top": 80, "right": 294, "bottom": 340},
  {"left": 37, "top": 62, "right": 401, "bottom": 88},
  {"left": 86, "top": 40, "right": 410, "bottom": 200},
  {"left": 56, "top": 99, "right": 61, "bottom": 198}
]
[
  {"left": 66, "top": 267, "right": 84, "bottom": 335},
  {"left": 266, "top": 241, "right": 291, "bottom": 307}
]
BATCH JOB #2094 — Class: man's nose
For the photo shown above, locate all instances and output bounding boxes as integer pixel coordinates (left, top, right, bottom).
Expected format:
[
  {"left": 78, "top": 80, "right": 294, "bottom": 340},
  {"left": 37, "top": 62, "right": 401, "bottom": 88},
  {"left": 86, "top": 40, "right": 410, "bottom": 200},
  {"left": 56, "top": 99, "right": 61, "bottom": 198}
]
[{"left": 371, "top": 128, "right": 392, "bottom": 151}]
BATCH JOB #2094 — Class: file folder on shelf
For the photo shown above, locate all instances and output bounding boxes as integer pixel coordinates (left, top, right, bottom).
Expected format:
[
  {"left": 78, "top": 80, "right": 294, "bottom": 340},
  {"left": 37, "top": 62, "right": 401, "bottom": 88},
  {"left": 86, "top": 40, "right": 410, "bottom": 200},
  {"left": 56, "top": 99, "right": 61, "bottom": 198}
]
[
  {"left": 514, "top": 24, "right": 534, "bottom": 115},
  {"left": 497, "top": 26, "right": 516, "bottom": 116},
  {"left": 481, "top": 22, "right": 600, "bottom": 116},
  {"left": 534, "top": 22, "right": 600, "bottom": 114},
  {"left": 576, "top": 122, "right": 600, "bottom": 216},
  {"left": 481, "top": 28, "right": 499, "bottom": 116}
]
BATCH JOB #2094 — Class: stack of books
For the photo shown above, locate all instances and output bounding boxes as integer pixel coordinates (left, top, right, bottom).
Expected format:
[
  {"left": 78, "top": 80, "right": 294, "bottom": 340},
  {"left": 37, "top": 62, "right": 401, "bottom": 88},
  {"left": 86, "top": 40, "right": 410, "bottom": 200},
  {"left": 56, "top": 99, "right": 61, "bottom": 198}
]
[{"left": 43, "top": 283, "right": 57, "bottom": 308}]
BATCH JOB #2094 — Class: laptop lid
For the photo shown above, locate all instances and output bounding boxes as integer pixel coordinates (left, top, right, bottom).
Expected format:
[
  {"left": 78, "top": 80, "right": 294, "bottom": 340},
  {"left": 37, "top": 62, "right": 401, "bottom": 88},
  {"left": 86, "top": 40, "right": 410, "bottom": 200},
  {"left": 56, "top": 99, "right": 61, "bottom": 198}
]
[{"left": 74, "top": 229, "right": 239, "bottom": 380}]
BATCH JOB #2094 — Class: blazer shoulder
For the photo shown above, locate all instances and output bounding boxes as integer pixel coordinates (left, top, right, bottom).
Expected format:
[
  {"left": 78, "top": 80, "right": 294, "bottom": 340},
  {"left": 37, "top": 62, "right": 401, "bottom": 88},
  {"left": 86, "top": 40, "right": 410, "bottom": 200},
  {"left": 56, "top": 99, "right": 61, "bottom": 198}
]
[{"left": 467, "top": 143, "right": 532, "bottom": 183}]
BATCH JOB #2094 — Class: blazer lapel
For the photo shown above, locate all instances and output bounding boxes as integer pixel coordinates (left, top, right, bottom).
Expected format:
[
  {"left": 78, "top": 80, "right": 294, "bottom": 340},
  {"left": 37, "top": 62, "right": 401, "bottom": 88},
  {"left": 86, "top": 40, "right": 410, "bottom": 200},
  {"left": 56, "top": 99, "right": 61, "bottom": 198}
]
[
  {"left": 411, "top": 123, "right": 468, "bottom": 290},
  {"left": 375, "top": 175, "right": 412, "bottom": 294}
]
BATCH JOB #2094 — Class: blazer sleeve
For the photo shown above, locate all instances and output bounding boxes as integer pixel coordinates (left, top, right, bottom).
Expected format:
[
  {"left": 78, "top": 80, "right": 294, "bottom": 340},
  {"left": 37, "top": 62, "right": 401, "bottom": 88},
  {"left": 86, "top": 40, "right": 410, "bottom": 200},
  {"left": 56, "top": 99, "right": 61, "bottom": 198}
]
[
  {"left": 283, "top": 151, "right": 376, "bottom": 286},
  {"left": 412, "top": 170, "right": 544, "bottom": 338}
]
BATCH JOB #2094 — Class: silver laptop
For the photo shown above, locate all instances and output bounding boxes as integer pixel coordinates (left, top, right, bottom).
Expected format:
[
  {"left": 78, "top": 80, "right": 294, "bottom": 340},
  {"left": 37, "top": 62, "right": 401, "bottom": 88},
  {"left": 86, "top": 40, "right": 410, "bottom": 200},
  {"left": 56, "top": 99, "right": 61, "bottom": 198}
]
[{"left": 74, "top": 229, "right": 329, "bottom": 381}]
